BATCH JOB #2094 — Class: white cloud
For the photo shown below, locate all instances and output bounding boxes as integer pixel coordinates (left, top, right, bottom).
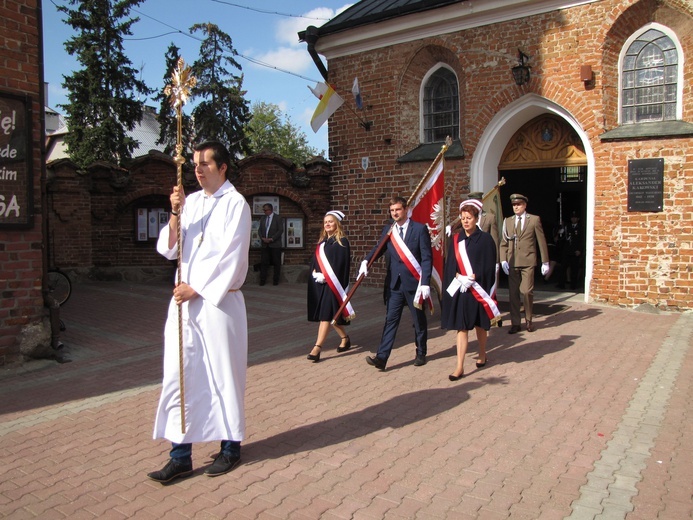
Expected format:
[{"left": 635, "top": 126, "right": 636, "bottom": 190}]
[
  {"left": 275, "top": 8, "right": 335, "bottom": 47},
  {"left": 275, "top": 4, "right": 354, "bottom": 47},
  {"left": 251, "top": 47, "right": 314, "bottom": 75},
  {"left": 243, "top": 4, "right": 353, "bottom": 76}
]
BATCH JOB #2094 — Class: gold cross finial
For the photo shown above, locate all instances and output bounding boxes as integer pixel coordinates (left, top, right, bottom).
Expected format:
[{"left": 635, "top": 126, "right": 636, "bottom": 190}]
[{"left": 164, "top": 57, "right": 197, "bottom": 109}]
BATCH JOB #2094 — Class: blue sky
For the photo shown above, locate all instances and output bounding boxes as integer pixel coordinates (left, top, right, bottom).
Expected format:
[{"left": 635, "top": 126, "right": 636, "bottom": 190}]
[{"left": 42, "top": 0, "right": 354, "bottom": 155}]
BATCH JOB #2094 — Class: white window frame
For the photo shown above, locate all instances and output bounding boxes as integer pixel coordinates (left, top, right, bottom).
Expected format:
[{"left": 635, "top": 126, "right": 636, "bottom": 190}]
[
  {"left": 618, "top": 22, "right": 684, "bottom": 125},
  {"left": 420, "top": 63, "right": 460, "bottom": 143}
]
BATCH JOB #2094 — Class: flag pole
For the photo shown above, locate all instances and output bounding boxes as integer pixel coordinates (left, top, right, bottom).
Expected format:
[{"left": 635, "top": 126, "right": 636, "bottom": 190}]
[
  {"left": 407, "top": 137, "right": 452, "bottom": 206},
  {"left": 164, "top": 57, "right": 196, "bottom": 435},
  {"left": 448, "top": 177, "right": 506, "bottom": 231},
  {"left": 331, "top": 138, "right": 452, "bottom": 324},
  {"left": 330, "top": 227, "right": 393, "bottom": 325}
]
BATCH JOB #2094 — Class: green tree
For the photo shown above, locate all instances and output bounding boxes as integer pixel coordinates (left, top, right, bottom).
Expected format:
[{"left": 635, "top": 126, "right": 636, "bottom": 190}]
[
  {"left": 154, "top": 43, "right": 193, "bottom": 156},
  {"left": 189, "top": 23, "right": 250, "bottom": 158},
  {"left": 246, "top": 102, "right": 320, "bottom": 164},
  {"left": 58, "top": 0, "right": 152, "bottom": 168}
]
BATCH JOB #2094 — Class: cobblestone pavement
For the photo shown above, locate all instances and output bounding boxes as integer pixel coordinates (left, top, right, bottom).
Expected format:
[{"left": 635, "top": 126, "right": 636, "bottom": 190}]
[{"left": 1, "top": 281, "right": 691, "bottom": 519}]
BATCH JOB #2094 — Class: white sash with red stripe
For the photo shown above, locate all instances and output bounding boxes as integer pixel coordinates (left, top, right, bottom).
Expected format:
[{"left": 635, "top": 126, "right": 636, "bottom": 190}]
[
  {"left": 316, "top": 242, "right": 355, "bottom": 321},
  {"left": 453, "top": 234, "right": 501, "bottom": 324},
  {"left": 391, "top": 227, "right": 433, "bottom": 312}
]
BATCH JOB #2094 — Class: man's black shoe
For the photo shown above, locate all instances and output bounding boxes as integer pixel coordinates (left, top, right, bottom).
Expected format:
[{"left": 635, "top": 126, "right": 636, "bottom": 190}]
[
  {"left": 414, "top": 355, "right": 427, "bottom": 366},
  {"left": 204, "top": 453, "right": 241, "bottom": 477},
  {"left": 365, "top": 355, "right": 386, "bottom": 370},
  {"left": 508, "top": 325, "right": 521, "bottom": 334},
  {"left": 147, "top": 459, "right": 193, "bottom": 483}
]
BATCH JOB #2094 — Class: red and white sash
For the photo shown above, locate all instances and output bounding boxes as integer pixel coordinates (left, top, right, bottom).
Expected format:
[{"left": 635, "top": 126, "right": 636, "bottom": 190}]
[
  {"left": 453, "top": 234, "right": 501, "bottom": 324},
  {"left": 390, "top": 227, "right": 433, "bottom": 312},
  {"left": 316, "top": 242, "right": 355, "bottom": 321}
]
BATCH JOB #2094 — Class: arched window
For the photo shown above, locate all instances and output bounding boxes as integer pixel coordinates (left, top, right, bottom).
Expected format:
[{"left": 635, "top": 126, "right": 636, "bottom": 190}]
[
  {"left": 423, "top": 67, "right": 459, "bottom": 142},
  {"left": 621, "top": 26, "right": 680, "bottom": 124}
]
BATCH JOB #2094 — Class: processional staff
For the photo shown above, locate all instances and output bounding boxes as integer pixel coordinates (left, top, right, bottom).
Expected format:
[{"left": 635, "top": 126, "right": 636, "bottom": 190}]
[{"left": 163, "top": 57, "right": 196, "bottom": 435}]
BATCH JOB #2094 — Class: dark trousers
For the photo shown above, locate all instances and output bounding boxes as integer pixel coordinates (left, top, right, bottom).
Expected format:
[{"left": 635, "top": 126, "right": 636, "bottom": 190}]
[
  {"left": 375, "top": 280, "right": 427, "bottom": 362},
  {"left": 170, "top": 440, "right": 240, "bottom": 463},
  {"left": 560, "top": 252, "right": 583, "bottom": 289},
  {"left": 260, "top": 247, "right": 281, "bottom": 284}
]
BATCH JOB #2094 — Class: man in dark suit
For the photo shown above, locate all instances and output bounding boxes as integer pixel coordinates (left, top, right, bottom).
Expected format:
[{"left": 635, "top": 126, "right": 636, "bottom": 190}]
[
  {"left": 259, "top": 203, "right": 283, "bottom": 286},
  {"left": 499, "top": 194, "right": 550, "bottom": 333},
  {"left": 359, "top": 196, "right": 432, "bottom": 370}
]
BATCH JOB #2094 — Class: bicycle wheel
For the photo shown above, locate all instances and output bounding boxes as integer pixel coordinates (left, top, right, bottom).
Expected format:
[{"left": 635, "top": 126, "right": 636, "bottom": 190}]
[{"left": 47, "top": 269, "right": 72, "bottom": 306}]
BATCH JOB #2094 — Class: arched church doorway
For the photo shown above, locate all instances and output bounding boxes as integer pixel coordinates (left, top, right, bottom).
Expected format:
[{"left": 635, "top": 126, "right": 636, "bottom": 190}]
[
  {"left": 498, "top": 114, "right": 587, "bottom": 291},
  {"left": 470, "top": 93, "right": 595, "bottom": 300}
]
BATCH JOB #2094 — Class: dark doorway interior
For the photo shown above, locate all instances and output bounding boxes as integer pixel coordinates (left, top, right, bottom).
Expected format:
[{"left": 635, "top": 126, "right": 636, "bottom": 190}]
[{"left": 497, "top": 166, "right": 587, "bottom": 292}]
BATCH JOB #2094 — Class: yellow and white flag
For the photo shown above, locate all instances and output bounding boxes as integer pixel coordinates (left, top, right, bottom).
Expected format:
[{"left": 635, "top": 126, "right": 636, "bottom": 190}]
[{"left": 308, "top": 82, "right": 344, "bottom": 132}]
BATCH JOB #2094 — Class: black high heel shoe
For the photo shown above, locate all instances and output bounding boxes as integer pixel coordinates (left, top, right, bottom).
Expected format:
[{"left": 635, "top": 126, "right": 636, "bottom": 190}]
[
  {"left": 307, "top": 345, "right": 321, "bottom": 362},
  {"left": 476, "top": 358, "right": 487, "bottom": 368},
  {"left": 448, "top": 371, "right": 464, "bottom": 381},
  {"left": 336, "top": 336, "right": 351, "bottom": 353}
]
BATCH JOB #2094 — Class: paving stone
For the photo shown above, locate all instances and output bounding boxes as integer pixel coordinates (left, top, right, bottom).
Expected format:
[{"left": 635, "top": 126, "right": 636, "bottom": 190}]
[{"left": 0, "top": 283, "right": 690, "bottom": 519}]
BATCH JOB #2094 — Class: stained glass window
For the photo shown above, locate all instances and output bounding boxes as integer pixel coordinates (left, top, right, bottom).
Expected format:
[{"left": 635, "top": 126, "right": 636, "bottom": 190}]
[
  {"left": 423, "top": 68, "right": 459, "bottom": 142},
  {"left": 622, "top": 29, "right": 678, "bottom": 124}
]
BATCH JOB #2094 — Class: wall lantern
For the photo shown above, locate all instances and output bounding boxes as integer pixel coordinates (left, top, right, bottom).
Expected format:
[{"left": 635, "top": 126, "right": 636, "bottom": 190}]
[{"left": 511, "top": 50, "right": 531, "bottom": 86}]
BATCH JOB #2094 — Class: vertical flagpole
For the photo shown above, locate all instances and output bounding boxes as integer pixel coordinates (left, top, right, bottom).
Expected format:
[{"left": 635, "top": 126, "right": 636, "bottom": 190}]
[
  {"left": 406, "top": 136, "right": 452, "bottom": 207},
  {"left": 164, "top": 57, "right": 196, "bottom": 435}
]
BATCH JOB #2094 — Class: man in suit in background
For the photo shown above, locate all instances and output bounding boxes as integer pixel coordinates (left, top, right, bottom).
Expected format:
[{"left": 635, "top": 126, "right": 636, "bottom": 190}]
[
  {"left": 259, "top": 203, "right": 283, "bottom": 286},
  {"left": 500, "top": 194, "right": 550, "bottom": 333},
  {"left": 359, "top": 196, "right": 432, "bottom": 370}
]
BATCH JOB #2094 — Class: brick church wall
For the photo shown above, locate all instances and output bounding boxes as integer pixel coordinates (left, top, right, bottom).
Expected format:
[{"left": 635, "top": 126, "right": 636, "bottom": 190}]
[
  {"left": 321, "top": 0, "right": 693, "bottom": 310},
  {"left": 0, "top": 1, "right": 44, "bottom": 364}
]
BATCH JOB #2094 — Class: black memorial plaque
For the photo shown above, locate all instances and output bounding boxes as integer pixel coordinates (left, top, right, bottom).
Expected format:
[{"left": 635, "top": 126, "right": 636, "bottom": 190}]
[{"left": 628, "top": 158, "right": 663, "bottom": 212}]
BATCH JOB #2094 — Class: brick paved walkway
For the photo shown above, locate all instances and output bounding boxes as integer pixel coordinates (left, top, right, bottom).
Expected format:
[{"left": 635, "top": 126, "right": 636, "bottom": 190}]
[{"left": 1, "top": 281, "right": 691, "bottom": 519}]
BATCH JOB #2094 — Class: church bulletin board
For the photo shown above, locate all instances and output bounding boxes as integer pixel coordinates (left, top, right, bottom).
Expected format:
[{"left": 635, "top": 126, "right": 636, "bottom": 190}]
[
  {"left": 627, "top": 158, "right": 663, "bottom": 212},
  {"left": 0, "top": 91, "right": 33, "bottom": 228},
  {"left": 285, "top": 218, "right": 304, "bottom": 249}
]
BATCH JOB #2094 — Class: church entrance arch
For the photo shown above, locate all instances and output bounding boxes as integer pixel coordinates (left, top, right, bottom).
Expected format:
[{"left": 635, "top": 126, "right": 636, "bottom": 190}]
[{"left": 469, "top": 94, "right": 594, "bottom": 299}]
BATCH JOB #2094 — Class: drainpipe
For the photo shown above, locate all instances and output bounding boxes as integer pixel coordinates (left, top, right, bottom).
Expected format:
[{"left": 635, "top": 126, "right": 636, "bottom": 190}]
[
  {"left": 302, "top": 26, "right": 329, "bottom": 82},
  {"left": 37, "top": 0, "right": 63, "bottom": 356}
]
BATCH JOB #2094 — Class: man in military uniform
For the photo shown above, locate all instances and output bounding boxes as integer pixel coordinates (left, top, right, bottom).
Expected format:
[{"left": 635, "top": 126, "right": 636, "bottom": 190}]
[{"left": 499, "top": 194, "right": 550, "bottom": 333}]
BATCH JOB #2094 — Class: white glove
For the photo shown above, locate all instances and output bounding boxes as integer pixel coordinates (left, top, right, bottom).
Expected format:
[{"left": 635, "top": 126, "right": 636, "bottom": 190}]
[
  {"left": 419, "top": 285, "right": 430, "bottom": 300},
  {"left": 541, "top": 262, "right": 549, "bottom": 276},
  {"left": 502, "top": 261, "right": 510, "bottom": 275},
  {"left": 458, "top": 275, "right": 470, "bottom": 293},
  {"left": 455, "top": 274, "right": 474, "bottom": 293},
  {"left": 358, "top": 260, "right": 368, "bottom": 278},
  {"left": 312, "top": 271, "right": 326, "bottom": 284},
  {"left": 445, "top": 225, "right": 452, "bottom": 237}
]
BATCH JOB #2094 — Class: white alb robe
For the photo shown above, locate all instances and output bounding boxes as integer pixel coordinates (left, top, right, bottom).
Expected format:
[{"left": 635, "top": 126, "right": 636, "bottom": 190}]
[{"left": 154, "top": 180, "right": 251, "bottom": 444}]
